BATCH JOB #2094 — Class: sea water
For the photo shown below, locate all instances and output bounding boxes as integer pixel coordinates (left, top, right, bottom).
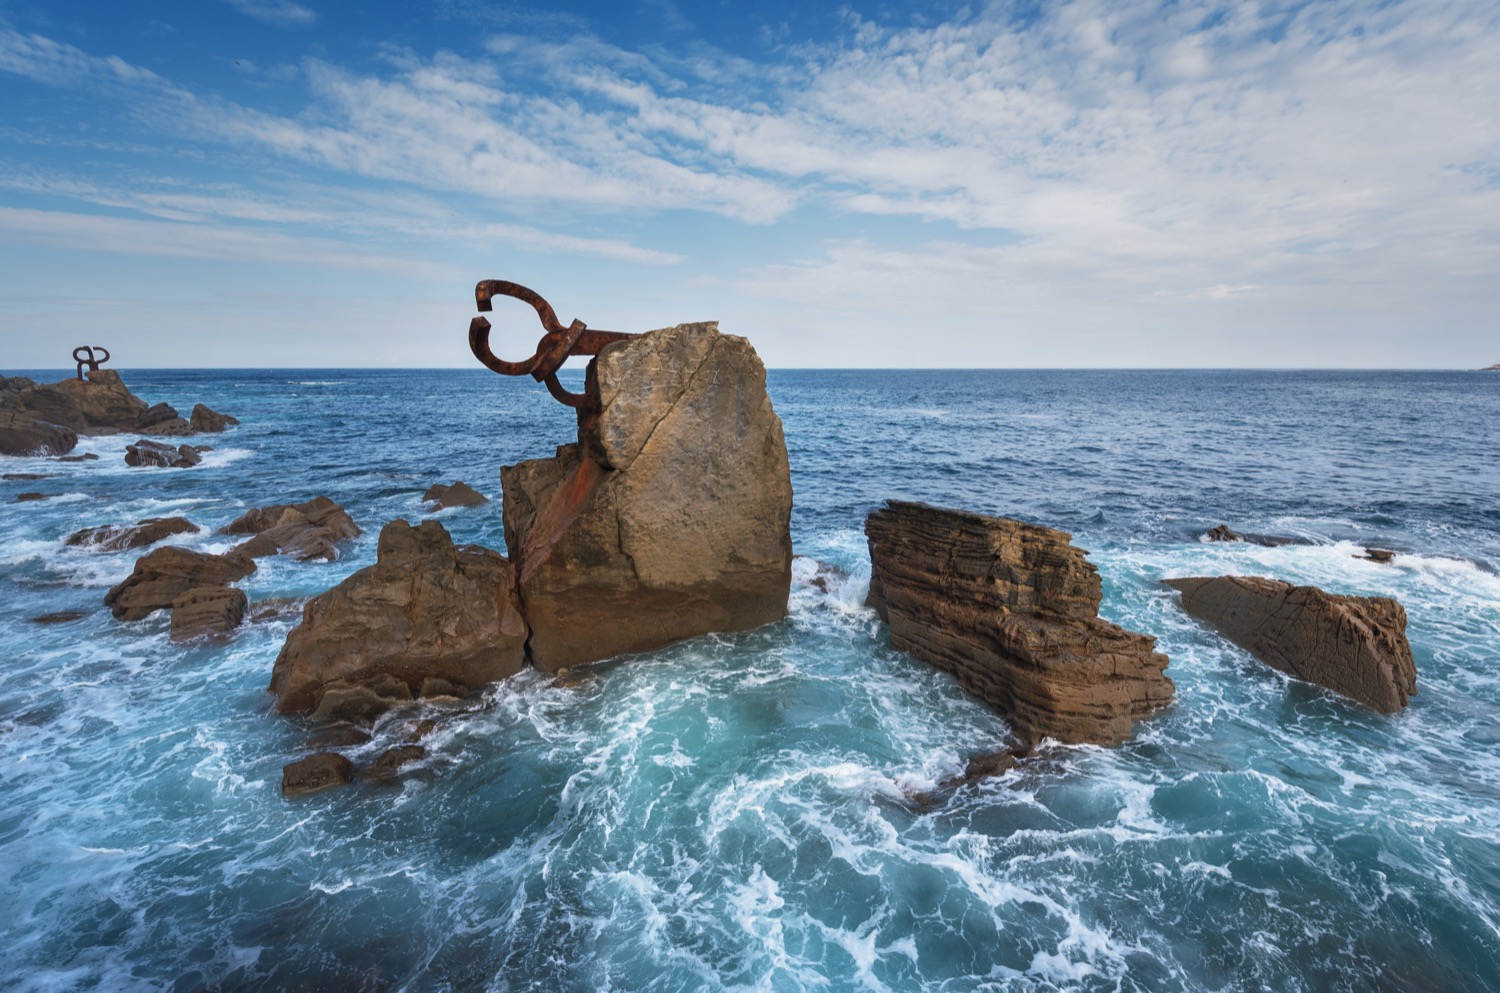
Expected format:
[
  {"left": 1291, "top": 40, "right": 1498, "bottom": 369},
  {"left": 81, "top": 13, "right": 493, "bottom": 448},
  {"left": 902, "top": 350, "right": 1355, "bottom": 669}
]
[{"left": 1, "top": 368, "right": 1497, "bottom": 992}]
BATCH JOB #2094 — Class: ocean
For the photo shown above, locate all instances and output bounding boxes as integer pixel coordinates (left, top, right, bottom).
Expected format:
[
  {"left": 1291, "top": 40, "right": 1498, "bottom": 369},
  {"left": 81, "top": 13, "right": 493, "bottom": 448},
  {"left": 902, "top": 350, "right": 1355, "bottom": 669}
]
[{"left": 2, "top": 367, "right": 1498, "bottom": 992}]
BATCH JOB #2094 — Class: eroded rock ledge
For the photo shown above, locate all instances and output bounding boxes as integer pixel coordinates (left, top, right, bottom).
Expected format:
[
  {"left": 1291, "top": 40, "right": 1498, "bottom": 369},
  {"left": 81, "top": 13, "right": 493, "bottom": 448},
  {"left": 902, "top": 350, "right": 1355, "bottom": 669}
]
[
  {"left": 865, "top": 500, "right": 1174, "bottom": 746},
  {"left": 1163, "top": 575, "right": 1416, "bottom": 713}
]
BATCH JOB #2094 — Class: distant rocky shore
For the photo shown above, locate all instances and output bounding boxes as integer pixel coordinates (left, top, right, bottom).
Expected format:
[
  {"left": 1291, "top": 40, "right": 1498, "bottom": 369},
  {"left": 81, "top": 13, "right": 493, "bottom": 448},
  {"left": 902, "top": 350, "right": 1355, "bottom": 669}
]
[{"left": 0, "top": 368, "right": 236, "bottom": 457}]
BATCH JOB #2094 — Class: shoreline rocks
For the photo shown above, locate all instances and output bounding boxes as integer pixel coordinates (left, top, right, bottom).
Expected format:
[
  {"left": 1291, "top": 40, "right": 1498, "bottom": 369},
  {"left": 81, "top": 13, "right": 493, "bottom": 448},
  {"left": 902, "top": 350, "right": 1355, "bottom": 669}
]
[
  {"left": 269, "top": 519, "right": 526, "bottom": 718},
  {"left": 220, "top": 496, "right": 360, "bottom": 562},
  {"left": 1163, "top": 575, "right": 1417, "bottom": 713},
  {"left": 1, "top": 369, "right": 236, "bottom": 456},
  {"left": 501, "top": 322, "right": 793, "bottom": 672},
  {"left": 865, "top": 500, "right": 1174, "bottom": 746},
  {"left": 67, "top": 517, "right": 201, "bottom": 552},
  {"left": 104, "top": 546, "right": 256, "bottom": 621}
]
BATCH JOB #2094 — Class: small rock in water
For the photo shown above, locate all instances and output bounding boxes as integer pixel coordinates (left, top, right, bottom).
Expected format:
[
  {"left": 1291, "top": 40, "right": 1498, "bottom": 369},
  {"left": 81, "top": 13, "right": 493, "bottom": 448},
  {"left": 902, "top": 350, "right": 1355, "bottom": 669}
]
[
  {"left": 15, "top": 492, "right": 47, "bottom": 502},
  {"left": 66, "top": 517, "right": 201, "bottom": 552},
  {"left": 29, "top": 611, "right": 87, "bottom": 625},
  {"left": 304, "top": 725, "right": 374, "bottom": 749},
  {"left": 362, "top": 745, "right": 427, "bottom": 781},
  {"left": 423, "top": 480, "right": 488, "bottom": 508},
  {"left": 104, "top": 546, "right": 256, "bottom": 620},
  {"left": 221, "top": 495, "right": 360, "bottom": 562},
  {"left": 1362, "top": 547, "right": 1396, "bottom": 564},
  {"left": 2, "top": 472, "right": 48, "bottom": 481},
  {"left": 54, "top": 453, "right": 99, "bottom": 462},
  {"left": 169, "top": 586, "right": 248, "bottom": 642},
  {"left": 124, "top": 439, "right": 201, "bottom": 468},
  {"left": 282, "top": 752, "right": 354, "bottom": 796},
  {"left": 189, "top": 403, "right": 239, "bottom": 433}
]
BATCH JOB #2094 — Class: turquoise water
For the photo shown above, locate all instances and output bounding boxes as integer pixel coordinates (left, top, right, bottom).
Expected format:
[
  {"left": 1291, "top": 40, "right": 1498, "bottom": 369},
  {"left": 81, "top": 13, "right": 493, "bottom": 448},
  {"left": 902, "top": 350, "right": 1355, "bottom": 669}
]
[{"left": 2, "top": 368, "right": 1498, "bottom": 991}]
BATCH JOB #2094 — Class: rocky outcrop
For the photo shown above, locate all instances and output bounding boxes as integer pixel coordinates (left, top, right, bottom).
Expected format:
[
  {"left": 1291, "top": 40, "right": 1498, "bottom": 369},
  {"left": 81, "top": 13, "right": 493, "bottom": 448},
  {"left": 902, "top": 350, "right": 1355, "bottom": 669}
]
[
  {"left": 423, "top": 480, "right": 487, "bottom": 509},
  {"left": 169, "top": 586, "right": 248, "bottom": 641},
  {"left": 104, "top": 546, "right": 255, "bottom": 620},
  {"left": 269, "top": 519, "right": 527, "bottom": 717},
  {"left": 189, "top": 404, "right": 238, "bottom": 433},
  {"left": 220, "top": 496, "right": 360, "bottom": 561},
  {"left": 0, "top": 409, "right": 77, "bottom": 457},
  {"left": 501, "top": 322, "right": 793, "bottom": 671},
  {"left": 125, "top": 440, "right": 205, "bottom": 468},
  {"left": 67, "top": 517, "right": 201, "bottom": 552},
  {"left": 865, "top": 501, "right": 1174, "bottom": 746},
  {"left": 1162, "top": 576, "right": 1416, "bottom": 713},
  {"left": 1203, "top": 524, "right": 1301, "bottom": 547},
  {"left": 1, "top": 369, "right": 234, "bottom": 456}
]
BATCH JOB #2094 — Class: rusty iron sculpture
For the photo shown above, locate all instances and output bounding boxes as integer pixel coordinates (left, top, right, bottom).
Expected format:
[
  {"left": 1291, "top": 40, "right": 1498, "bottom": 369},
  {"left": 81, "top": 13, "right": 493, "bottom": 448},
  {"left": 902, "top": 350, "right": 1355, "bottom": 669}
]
[
  {"left": 73, "top": 345, "right": 110, "bottom": 381},
  {"left": 469, "top": 281, "right": 640, "bottom": 409}
]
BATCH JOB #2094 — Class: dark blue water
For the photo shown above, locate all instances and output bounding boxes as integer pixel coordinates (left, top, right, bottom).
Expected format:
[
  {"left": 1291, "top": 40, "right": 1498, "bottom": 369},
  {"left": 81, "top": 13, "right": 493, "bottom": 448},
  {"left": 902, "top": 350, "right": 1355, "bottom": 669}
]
[{"left": 2, "top": 368, "right": 1498, "bottom": 992}]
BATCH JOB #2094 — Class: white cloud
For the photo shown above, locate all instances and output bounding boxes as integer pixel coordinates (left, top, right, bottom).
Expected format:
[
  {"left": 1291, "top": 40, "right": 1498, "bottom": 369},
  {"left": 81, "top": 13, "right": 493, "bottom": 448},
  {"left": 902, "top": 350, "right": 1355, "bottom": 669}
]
[{"left": 222, "top": 0, "right": 316, "bottom": 27}]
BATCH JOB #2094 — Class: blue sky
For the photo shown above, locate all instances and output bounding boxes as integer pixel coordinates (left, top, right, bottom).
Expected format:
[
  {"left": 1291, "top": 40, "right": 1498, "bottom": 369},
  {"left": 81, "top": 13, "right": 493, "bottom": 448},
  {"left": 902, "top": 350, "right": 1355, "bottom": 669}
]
[{"left": 1, "top": 0, "right": 1496, "bottom": 369}]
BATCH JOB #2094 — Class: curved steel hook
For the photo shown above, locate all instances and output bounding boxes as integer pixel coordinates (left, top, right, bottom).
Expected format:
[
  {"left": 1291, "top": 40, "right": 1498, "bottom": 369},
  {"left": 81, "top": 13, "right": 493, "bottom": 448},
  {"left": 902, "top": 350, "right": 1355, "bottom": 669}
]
[{"left": 73, "top": 345, "right": 110, "bottom": 380}]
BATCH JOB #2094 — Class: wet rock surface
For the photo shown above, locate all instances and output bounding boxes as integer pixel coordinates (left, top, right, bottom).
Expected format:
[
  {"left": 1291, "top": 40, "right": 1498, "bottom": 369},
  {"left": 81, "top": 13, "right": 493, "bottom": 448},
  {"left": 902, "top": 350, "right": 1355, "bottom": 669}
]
[
  {"left": 282, "top": 752, "right": 354, "bottom": 796},
  {"left": 67, "top": 516, "right": 201, "bottom": 552},
  {"left": 1162, "top": 575, "right": 1417, "bottom": 713},
  {"left": 0, "top": 409, "right": 77, "bottom": 457},
  {"left": 501, "top": 322, "right": 793, "bottom": 671},
  {"left": 865, "top": 500, "right": 1174, "bottom": 746},
  {"left": 1, "top": 369, "right": 235, "bottom": 456},
  {"left": 220, "top": 495, "right": 360, "bottom": 562},
  {"left": 189, "top": 403, "right": 239, "bottom": 433},
  {"left": 125, "top": 440, "right": 205, "bottom": 468},
  {"left": 169, "top": 585, "right": 248, "bottom": 642},
  {"left": 269, "top": 519, "right": 527, "bottom": 717}
]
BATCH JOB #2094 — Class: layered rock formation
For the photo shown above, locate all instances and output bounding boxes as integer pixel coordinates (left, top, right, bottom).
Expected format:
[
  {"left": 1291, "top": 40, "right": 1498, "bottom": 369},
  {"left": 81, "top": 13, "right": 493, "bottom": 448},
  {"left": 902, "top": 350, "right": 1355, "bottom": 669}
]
[
  {"left": 170, "top": 586, "right": 249, "bottom": 642},
  {"left": 220, "top": 496, "right": 360, "bottom": 561},
  {"left": 1162, "top": 576, "right": 1417, "bottom": 713},
  {"left": 269, "top": 519, "right": 527, "bottom": 718},
  {"left": 423, "top": 480, "right": 487, "bottom": 509},
  {"left": 104, "top": 546, "right": 256, "bottom": 620},
  {"left": 500, "top": 322, "right": 793, "bottom": 671},
  {"left": 0, "top": 369, "right": 235, "bottom": 456},
  {"left": 865, "top": 501, "right": 1174, "bottom": 745}
]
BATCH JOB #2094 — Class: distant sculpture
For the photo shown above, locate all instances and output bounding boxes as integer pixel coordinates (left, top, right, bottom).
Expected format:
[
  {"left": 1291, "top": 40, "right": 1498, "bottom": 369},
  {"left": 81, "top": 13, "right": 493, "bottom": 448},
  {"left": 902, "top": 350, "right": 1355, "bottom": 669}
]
[{"left": 73, "top": 345, "right": 110, "bottom": 380}]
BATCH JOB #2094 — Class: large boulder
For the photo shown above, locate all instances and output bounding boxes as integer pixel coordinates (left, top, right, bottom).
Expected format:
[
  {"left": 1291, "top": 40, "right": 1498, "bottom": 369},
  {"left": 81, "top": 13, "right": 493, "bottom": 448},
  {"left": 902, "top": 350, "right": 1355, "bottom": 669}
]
[
  {"left": 865, "top": 501, "right": 1174, "bottom": 746},
  {"left": 500, "top": 322, "right": 793, "bottom": 671},
  {"left": 67, "top": 516, "right": 201, "bottom": 551},
  {"left": 423, "top": 480, "right": 487, "bottom": 509},
  {"left": 220, "top": 495, "right": 360, "bottom": 561},
  {"left": 169, "top": 585, "right": 248, "bottom": 641},
  {"left": 0, "top": 409, "right": 77, "bottom": 456},
  {"left": 47, "top": 370, "right": 149, "bottom": 431},
  {"left": 134, "top": 402, "right": 192, "bottom": 436},
  {"left": 1162, "top": 576, "right": 1417, "bottom": 713},
  {"left": 269, "top": 519, "right": 527, "bottom": 717},
  {"left": 190, "top": 404, "right": 239, "bottom": 433},
  {"left": 104, "top": 546, "right": 256, "bottom": 620}
]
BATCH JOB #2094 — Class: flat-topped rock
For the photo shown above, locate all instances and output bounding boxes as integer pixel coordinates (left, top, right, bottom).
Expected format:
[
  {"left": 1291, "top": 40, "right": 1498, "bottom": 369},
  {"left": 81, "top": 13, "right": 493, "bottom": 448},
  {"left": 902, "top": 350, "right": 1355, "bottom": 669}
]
[
  {"left": 501, "top": 322, "right": 793, "bottom": 671},
  {"left": 269, "top": 519, "right": 526, "bottom": 717},
  {"left": 104, "top": 546, "right": 255, "bottom": 621},
  {"left": 423, "top": 480, "right": 487, "bottom": 509},
  {"left": 865, "top": 500, "right": 1174, "bottom": 746},
  {"left": 169, "top": 585, "right": 248, "bottom": 641},
  {"left": 1162, "top": 575, "right": 1417, "bottom": 713}
]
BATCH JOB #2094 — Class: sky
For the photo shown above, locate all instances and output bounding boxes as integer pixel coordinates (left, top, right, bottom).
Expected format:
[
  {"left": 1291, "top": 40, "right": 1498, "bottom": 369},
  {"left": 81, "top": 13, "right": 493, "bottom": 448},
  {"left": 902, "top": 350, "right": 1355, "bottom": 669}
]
[{"left": 0, "top": 0, "right": 1496, "bottom": 370}]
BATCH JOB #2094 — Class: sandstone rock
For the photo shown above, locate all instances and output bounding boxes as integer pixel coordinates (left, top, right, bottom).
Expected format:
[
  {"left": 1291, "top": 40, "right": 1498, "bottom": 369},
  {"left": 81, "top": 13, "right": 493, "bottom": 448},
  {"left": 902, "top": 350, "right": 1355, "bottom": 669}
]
[
  {"left": 16, "top": 492, "right": 47, "bottom": 502},
  {"left": 363, "top": 744, "right": 426, "bottom": 780},
  {"left": 67, "top": 516, "right": 201, "bottom": 552},
  {"left": 125, "top": 439, "right": 202, "bottom": 468},
  {"left": 305, "top": 725, "right": 373, "bottom": 749},
  {"left": 282, "top": 752, "right": 354, "bottom": 796},
  {"left": 53, "top": 370, "right": 150, "bottom": 431},
  {"left": 269, "top": 519, "right": 526, "bottom": 716},
  {"left": 1203, "top": 524, "right": 1300, "bottom": 547},
  {"left": 1162, "top": 575, "right": 1416, "bottom": 713},
  {"left": 55, "top": 453, "right": 98, "bottom": 462},
  {"left": 1361, "top": 547, "right": 1396, "bottom": 564},
  {"left": 501, "top": 322, "right": 793, "bottom": 671},
  {"left": 134, "top": 402, "right": 192, "bottom": 436},
  {"left": 221, "top": 495, "right": 360, "bottom": 561},
  {"left": 423, "top": 480, "right": 488, "bottom": 509},
  {"left": 104, "top": 546, "right": 255, "bottom": 620},
  {"left": 3, "top": 472, "right": 48, "bottom": 480},
  {"left": 0, "top": 409, "right": 78, "bottom": 457},
  {"left": 169, "top": 585, "right": 248, "bottom": 641},
  {"left": 189, "top": 403, "right": 239, "bottom": 433},
  {"left": 865, "top": 500, "right": 1174, "bottom": 746}
]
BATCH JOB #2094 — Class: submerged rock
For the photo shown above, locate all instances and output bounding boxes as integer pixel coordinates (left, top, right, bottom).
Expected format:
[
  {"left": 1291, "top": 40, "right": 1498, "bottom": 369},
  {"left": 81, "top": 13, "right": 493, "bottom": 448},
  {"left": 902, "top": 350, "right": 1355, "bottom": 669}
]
[
  {"left": 104, "top": 546, "right": 256, "bottom": 620},
  {"left": 501, "top": 322, "right": 793, "bottom": 671},
  {"left": 269, "top": 519, "right": 527, "bottom": 717},
  {"left": 282, "top": 752, "right": 354, "bottom": 796},
  {"left": 220, "top": 495, "right": 360, "bottom": 562},
  {"left": 67, "top": 516, "right": 201, "bottom": 552},
  {"left": 15, "top": 492, "right": 47, "bottom": 502},
  {"left": 423, "top": 480, "right": 488, "bottom": 509},
  {"left": 865, "top": 500, "right": 1174, "bottom": 746},
  {"left": 1162, "top": 575, "right": 1416, "bottom": 713}
]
